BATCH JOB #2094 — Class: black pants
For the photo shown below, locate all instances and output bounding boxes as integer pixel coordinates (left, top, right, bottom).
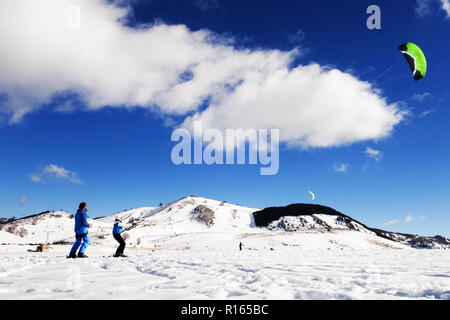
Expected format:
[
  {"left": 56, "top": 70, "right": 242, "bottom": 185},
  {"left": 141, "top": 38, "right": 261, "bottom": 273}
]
[{"left": 114, "top": 233, "right": 126, "bottom": 255}]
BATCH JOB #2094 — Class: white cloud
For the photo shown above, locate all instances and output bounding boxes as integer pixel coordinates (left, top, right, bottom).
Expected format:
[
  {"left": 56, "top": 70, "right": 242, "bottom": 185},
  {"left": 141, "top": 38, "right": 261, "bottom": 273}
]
[
  {"left": 416, "top": 0, "right": 450, "bottom": 18},
  {"left": 405, "top": 214, "right": 413, "bottom": 223},
  {"left": 183, "top": 67, "right": 404, "bottom": 149},
  {"left": 193, "top": 0, "right": 221, "bottom": 10},
  {"left": 415, "top": 0, "right": 433, "bottom": 17},
  {"left": 18, "top": 195, "right": 27, "bottom": 206},
  {"left": 30, "top": 164, "right": 84, "bottom": 184},
  {"left": 365, "top": 147, "right": 383, "bottom": 161},
  {"left": 418, "top": 109, "right": 436, "bottom": 118},
  {"left": 442, "top": 0, "right": 450, "bottom": 16},
  {"left": 383, "top": 219, "right": 399, "bottom": 227},
  {"left": 288, "top": 29, "right": 306, "bottom": 43},
  {"left": 0, "top": 0, "right": 405, "bottom": 150},
  {"left": 333, "top": 163, "right": 349, "bottom": 173},
  {"left": 412, "top": 92, "right": 432, "bottom": 102},
  {"left": 30, "top": 175, "right": 42, "bottom": 183}
]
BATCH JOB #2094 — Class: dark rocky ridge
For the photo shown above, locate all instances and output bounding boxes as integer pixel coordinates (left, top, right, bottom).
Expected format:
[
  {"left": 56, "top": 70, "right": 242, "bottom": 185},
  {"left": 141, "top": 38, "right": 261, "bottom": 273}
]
[
  {"left": 253, "top": 204, "right": 368, "bottom": 228},
  {"left": 253, "top": 203, "right": 450, "bottom": 249}
]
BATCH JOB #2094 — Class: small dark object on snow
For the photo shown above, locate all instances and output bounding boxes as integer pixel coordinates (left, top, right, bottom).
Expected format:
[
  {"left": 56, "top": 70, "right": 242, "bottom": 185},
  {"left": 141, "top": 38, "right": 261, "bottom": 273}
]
[
  {"left": 36, "top": 244, "right": 50, "bottom": 252},
  {"left": 193, "top": 205, "right": 215, "bottom": 227}
]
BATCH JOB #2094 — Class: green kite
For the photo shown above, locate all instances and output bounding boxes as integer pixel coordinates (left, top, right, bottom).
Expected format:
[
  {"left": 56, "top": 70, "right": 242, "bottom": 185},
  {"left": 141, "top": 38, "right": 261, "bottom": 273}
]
[{"left": 398, "top": 42, "right": 427, "bottom": 81}]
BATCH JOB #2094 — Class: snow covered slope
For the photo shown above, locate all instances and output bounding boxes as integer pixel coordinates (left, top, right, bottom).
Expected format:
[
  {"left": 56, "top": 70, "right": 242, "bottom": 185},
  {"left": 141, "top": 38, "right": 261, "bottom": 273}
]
[
  {"left": 0, "top": 196, "right": 448, "bottom": 250},
  {"left": 0, "top": 211, "right": 76, "bottom": 245},
  {"left": 108, "top": 196, "right": 258, "bottom": 234},
  {"left": 0, "top": 210, "right": 112, "bottom": 245},
  {"left": 95, "top": 207, "right": 156, "bottom": 224}
]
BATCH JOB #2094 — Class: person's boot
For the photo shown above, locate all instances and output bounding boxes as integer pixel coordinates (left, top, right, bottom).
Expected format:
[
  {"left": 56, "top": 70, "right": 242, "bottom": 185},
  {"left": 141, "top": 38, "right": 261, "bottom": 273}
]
[
  {"left": 77, "top": 253, "right": 88, "bottom": 258},
  {"left": 67, "top": 253, "right": 77, "bottom": 259},
  {"left": 113, "top": 252, "right": 127, "bottom": 258}
]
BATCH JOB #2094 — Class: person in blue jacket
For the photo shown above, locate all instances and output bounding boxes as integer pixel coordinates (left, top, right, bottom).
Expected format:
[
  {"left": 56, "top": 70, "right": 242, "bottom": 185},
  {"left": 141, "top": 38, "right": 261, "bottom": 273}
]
[
  {"left": 113, "top": 217, "right": 127, "bottom": 257},
  {"left": 67, "top": 202, "right": 91, "bottom": 258}
]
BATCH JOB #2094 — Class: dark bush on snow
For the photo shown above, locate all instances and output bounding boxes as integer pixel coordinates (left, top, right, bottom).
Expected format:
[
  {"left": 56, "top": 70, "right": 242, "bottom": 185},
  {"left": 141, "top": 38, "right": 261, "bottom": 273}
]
[
  {"left": 5, "top": 225, "right": 17, "bottom": 234},
  {"left": 0, "top": 217, "right": 16, "bottom": 224},
  {"left": 18, "top": 227, "right": 28, "bottom": 238},
  {"left": 53, "top": 240, "right": 70, "bottom": 245}
]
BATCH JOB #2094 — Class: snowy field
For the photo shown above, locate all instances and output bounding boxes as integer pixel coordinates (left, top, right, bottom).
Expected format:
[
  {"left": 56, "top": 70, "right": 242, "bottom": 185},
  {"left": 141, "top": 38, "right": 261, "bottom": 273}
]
[
  {"left": 1, "top": 245, "right": 449, "bottom": 300},
  {"left": 1, "top": 197, "right": 449, "bottom": 300}
]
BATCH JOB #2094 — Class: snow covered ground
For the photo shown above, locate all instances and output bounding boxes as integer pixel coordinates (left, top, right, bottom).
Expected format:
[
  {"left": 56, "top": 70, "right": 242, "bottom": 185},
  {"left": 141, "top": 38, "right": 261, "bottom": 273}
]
[
  {"left": 1, "top": 196, "right": 449, "bottom": 299},
  {"left": 1, "top": 244, "right": 449, "bottom": 300}
]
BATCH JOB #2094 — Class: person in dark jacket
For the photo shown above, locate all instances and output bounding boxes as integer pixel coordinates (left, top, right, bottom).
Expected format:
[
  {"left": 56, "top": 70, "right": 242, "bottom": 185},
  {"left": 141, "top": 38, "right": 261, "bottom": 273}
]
[
  {"left": 67, "top": 202, "right": 91, "bottom": 258},
  {"left": 113, "top": 217, "right": 127, "bottom": 257}
]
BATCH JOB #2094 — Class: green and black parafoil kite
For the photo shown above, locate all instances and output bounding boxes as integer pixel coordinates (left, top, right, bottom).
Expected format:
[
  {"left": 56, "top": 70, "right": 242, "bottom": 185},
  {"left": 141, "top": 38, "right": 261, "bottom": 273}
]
[{"left": 398, "top": 42, "right": 427, "bottom": 81}]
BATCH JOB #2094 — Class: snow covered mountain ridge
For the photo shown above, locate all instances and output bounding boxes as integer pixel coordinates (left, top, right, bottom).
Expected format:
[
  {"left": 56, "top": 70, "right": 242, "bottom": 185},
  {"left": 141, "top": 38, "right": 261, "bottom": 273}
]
[{"left": 0, "top": 196, "right": 448, "bottom": 250}]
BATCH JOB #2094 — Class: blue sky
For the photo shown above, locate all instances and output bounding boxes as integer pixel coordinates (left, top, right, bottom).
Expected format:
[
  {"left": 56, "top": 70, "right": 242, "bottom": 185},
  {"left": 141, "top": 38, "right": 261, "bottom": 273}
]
[{"left": 0, "top": 0, "right": 449, "bottom": 237}]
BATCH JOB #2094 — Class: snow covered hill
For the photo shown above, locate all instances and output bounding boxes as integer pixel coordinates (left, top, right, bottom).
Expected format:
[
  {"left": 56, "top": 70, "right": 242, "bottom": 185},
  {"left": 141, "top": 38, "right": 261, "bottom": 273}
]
[
  {"left": 254, "top": 204, "right": 450, "bottom": 249},
  {"left": 0, "top": 211, "right": 77, "bottom": 245},
  {"left": 0, "top": 196, "right": 448, "bottom": 250}
]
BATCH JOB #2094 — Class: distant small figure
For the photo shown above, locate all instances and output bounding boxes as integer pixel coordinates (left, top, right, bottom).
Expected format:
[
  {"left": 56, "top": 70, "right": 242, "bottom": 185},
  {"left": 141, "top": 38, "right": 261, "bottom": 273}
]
[
  {"left": 113, "top": 217, "right": 127, "bottom": 258},
  {"left": 239, "top": 242, "right": 243, "bottom": 251}
]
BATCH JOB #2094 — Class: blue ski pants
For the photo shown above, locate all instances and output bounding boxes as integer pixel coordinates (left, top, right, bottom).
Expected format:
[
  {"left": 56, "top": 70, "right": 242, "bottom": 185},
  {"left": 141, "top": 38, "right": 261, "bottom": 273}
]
[{"left": 70, "top": 233, "right": 90, "bottom": 255}]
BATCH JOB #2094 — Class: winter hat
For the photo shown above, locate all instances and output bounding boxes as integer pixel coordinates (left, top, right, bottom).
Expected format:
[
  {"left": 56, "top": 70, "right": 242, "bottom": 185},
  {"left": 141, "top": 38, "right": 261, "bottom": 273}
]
[{"left": 115, "top": 217, "right": 122, "bottom": 222}]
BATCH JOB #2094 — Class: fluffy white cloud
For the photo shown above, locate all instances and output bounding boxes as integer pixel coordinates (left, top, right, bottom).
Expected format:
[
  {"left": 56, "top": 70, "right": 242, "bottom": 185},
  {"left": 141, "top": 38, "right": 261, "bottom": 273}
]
[
  {"left": 416, "top": 0, "right": 450, "bottom": 18},
  {"left": 30, "top": 164, "right": 83, "bottom": 184},
  {"left": 405, "top": 214, "right": 414, "bottom": 223},
  {"left": 0, "top": 0, "right": 405, "bottom": 149},
  {"left": 0, "top": 0, "right": 293, "bottom": 121},
  {"left": 183, "top": 66, "right": 404, "bottom": 148},
  {"left": 365, "top": 147, "right": 383, "bottom": 161},
  {"left": 442, "top": 0, "right": 450, "bottom": 16}
]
